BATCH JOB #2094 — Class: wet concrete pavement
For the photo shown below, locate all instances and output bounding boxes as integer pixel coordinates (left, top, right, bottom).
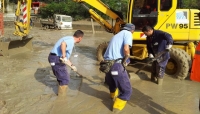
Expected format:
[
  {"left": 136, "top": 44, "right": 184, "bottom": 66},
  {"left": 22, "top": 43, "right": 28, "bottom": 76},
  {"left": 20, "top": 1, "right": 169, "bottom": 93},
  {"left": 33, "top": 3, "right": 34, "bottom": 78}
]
[{"left": 0, "top": 27, "right": 200, "bottom": 114}]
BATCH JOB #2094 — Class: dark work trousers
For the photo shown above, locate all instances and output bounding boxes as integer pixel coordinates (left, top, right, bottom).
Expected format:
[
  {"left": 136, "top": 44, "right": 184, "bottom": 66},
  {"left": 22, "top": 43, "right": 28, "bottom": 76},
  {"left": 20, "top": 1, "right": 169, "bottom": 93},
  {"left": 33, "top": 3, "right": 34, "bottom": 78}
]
[
  {"left": 105, "top": 63, "right": 132, "bottom": 101},
  {"left": 151, "top": 59, "right": 169, "bottom": 78},
  {"left": 48, "top": 54, "right": 70, "bottom": 85}
]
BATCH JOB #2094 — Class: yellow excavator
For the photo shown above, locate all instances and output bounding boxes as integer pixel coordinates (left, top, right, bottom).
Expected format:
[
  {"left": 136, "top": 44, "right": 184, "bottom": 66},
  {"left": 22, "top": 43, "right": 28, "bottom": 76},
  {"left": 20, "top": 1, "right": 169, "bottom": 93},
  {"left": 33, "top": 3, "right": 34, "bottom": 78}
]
[
  {"left": 0, "top": 0, "right": 33, "bottom": 56},
  {"left": 73, "top": 0, "right": 200, "bottom": 80}
]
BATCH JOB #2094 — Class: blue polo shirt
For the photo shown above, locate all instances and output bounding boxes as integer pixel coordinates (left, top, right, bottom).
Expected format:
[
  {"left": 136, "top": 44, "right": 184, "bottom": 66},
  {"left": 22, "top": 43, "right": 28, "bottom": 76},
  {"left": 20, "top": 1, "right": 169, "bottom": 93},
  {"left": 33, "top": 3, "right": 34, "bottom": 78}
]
[
  {"left": 50, "top": 36, "right": 74, "bottom": 59},
  {"left": 104, "top": 30, "right": 133, "bottom": 60}
]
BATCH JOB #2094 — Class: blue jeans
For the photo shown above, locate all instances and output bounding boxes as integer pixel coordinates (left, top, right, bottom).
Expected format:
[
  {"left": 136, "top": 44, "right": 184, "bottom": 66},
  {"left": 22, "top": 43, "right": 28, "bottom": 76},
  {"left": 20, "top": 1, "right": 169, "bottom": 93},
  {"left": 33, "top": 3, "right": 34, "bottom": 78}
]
[{"left": 151, "top": 59, "right": 169, "bottom": 78}]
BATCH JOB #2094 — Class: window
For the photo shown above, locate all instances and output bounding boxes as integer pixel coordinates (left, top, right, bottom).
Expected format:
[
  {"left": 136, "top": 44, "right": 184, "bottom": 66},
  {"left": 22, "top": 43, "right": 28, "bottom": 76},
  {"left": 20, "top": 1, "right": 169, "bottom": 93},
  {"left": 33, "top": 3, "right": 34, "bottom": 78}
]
[
  {"left": 160, "top": 0, "right": 172, "bottom": 11},
  {"left": 131, "top": 0, "right": 158, "bottom": 30},
  {"left": 56, "top": 16, "right": 61, "bottom": 21}
]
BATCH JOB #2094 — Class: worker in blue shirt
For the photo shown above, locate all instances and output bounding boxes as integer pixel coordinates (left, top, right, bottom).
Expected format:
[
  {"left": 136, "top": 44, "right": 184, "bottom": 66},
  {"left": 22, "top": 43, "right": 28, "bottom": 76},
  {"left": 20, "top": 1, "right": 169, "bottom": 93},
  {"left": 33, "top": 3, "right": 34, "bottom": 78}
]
[
  {"left": 48, "top": 30, "right": 84, "bottom": 97},
  {"left": 103, "top": 23, "right": 135, "bottom": 113},
  {"left": 142, "top": 25, "right": 173, "bottom": 85}
]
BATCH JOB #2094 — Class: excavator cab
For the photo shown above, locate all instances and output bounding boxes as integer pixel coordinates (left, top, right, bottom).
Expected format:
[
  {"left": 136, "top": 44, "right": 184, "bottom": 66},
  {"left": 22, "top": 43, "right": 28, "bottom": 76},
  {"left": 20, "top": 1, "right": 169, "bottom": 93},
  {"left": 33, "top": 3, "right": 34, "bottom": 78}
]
[
  {"left": 0, "top": 0, "right": 33, "bottom": 56},
  {"left": 130, "top": 0, "right": 172, "bottom": 30}
]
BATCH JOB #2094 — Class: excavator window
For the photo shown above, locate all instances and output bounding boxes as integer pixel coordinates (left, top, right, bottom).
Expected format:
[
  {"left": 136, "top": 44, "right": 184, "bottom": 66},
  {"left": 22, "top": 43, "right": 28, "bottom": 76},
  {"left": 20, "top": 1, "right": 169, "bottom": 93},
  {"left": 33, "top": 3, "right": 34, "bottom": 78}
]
[
  {"left": 131, "top": 0, "right": 158, "bottom": 30},
  {"left": 160, "top": 0, "right": 172, "bottom": 11}
]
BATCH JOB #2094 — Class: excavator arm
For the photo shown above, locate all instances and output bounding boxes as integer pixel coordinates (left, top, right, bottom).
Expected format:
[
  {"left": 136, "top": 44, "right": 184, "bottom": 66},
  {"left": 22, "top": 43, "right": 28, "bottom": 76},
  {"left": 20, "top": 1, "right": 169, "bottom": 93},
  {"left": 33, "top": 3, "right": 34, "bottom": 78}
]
[
  {"left": 13, "top": 0, "right": 32, "bottom": 38},
  {"left": 73, "top": 0, "right": 125, "bottom": 34}
]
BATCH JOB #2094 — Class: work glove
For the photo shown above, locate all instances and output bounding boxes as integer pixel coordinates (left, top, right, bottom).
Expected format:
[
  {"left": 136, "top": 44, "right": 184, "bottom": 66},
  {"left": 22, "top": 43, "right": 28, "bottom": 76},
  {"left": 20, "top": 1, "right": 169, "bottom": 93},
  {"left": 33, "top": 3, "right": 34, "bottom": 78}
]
[
  {"left": 71, "top": 65, "right": 77, "bottom": 72},
  {"left": 122, "top": 56, "right": 130, "bottom": 67},
  {"left": 122, "top": 59, "right": 130, "bottom": 67},
  {"left": 166, "top": 44, "right": 172, "bottom": 50},
  {"left": 148, "top": 53, "right": 156, "bottom": 61},
  {"left": 60, "top": 58, "right": 78, "bottom": 72},
  {"left": 62, "top": 57, "right": 68, "bottom": 63},
  {"left": 60, "top": 57, "right": 71, "bottom": 67},
  {"left": 149, "top": 53, "right": 154, "bottom": 58}
]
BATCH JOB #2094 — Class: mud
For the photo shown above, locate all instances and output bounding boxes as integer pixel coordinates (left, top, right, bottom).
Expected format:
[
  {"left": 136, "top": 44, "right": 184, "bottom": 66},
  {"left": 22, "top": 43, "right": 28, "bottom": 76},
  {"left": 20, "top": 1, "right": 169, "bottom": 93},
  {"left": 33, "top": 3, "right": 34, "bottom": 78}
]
[{"left": 0, "top": 25, "right": 200, "bottom": 114}]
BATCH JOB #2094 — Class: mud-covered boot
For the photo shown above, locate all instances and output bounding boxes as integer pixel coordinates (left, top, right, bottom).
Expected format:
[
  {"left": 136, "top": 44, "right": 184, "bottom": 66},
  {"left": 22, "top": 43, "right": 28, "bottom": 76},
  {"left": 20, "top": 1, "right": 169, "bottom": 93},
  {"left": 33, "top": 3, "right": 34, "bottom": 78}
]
[
  {"left": 157, "top": 78, "right": 163, "bottom": 85},
  {"left": 58, "top": 85, "right": 68, "bottom": 97},
  {"left": 151, "top": 74, "right": 157, "bottom": 82},
  {"left": 113, "top": 98, "right": 127, "bottom": 114}
]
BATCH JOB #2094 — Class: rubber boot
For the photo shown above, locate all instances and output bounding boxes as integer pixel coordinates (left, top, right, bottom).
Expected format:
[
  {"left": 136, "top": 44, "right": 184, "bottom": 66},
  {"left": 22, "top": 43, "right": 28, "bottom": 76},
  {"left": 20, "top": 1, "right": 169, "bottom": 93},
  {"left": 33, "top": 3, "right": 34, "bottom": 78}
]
[
  {"left": 110, "top": 88, "right": 119, "bottom": 101},
  {"left": 150, "top": 74, "right": 157, "bottom": 82},
  {"left": 157, "top": 78, "right": 163, "bottom": 85},
  {"left": 58, "top": 85, "right": 68, "bottom": 97},
  {"left": 113, "top": 98, "right": 127, "bottom": 113}
]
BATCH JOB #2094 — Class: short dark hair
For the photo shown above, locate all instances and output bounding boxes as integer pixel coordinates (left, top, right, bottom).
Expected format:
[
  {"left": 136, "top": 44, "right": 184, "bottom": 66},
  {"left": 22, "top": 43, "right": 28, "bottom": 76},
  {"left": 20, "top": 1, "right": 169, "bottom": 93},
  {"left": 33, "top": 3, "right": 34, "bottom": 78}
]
[
  {"left": 73, "top": 30, "right": 84, "bottom": 38},
  {"left": 142, "top": 25, "right": 153, "bottom": 32}
]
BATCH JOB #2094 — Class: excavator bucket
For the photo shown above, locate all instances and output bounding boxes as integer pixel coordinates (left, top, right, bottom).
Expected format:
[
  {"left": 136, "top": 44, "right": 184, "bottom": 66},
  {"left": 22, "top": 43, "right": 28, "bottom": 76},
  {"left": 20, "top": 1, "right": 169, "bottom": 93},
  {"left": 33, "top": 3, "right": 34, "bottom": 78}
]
[
  {"left": 0, "top": 36, "right": 33, "bottom": 56},
  {"left": 0, "top": 0, "right": 34, "bottom": 56}
]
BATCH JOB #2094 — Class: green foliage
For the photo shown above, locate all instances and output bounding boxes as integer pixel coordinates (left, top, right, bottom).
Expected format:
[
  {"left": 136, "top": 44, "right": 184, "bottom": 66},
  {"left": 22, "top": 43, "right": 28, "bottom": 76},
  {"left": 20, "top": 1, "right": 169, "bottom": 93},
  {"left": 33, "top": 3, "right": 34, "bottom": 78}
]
[
  {"left": 182, "top": 0, "right": 200, "bottom": 9},
  {"left": 38, "top": 0, "right": 200, "bottom": 20},
  {"left": 39, "top": 1, "right": 89, "bottom": 20},
  {"left": 39, "top": 0, "right": 129, "bottom": 20}
]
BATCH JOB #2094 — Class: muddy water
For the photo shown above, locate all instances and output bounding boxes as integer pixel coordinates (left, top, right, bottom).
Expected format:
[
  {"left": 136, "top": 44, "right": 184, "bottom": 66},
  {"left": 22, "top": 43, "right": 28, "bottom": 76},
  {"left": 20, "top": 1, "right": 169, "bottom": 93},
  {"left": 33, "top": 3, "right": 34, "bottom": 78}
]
[
  {"left": 1, "top": 27, "right": 200, "bottom": 114},
  {"left": 0, "top": 28, "right": 113, "bottom": 114}
]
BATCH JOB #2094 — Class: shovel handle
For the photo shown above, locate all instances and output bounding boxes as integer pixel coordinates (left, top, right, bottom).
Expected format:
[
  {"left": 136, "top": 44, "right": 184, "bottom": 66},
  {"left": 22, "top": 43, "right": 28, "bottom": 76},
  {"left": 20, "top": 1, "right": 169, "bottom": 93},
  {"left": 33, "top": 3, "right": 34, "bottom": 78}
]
[
  {"left": 135, "top": 49, "right": 169, "bottom": 74},
  {"left": 59, "top": 58, "right": 83, "bottom": 77}
]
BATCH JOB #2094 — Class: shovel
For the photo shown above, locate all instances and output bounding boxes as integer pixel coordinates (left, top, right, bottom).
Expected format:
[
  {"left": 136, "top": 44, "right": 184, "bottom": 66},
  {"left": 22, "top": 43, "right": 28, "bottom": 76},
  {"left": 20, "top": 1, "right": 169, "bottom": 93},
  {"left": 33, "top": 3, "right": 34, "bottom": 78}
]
[
  {"left": 59, "top": 58, "right": 83, "bottom": 78},
  {"left": 59, "top": 58, "right": 100, "bottom": 84},
  {"left": 135, "top": 49, "right": 169, "bottom": 74}
]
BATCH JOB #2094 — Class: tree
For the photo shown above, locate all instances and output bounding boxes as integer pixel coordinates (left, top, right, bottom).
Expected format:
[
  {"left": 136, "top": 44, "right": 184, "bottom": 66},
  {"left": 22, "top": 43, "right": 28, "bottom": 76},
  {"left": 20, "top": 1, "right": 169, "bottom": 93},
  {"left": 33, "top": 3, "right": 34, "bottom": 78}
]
[
  {"left": 39, "top": 1, "right": 89, "bottom": 20},
  {"left": 39, "top": 0, "right": 200, "bottom": 20},
  {"left": 181, "top": 0, "right": 200, "bottom": 9}
]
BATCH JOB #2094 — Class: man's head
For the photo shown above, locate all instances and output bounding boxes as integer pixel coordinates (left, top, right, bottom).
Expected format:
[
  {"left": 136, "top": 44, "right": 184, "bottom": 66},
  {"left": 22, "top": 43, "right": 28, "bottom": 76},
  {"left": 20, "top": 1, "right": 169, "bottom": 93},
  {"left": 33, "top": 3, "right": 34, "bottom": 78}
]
[
  {"left": 73, "top": 30, "right": 84, "bottom": 43},
  {"left": 142, "top": 25, "right": 154, "bottom": 36},
  {"left": 122, "top": 23, "right": 135, "bottom": 33}
]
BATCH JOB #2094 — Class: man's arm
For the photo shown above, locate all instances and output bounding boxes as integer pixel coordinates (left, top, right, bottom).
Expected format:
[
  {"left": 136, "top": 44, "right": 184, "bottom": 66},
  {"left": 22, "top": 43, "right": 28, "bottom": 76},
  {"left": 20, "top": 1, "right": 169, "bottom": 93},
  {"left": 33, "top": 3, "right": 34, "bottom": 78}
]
[
  {"left": 124, "top": 44, "right": 130, "bottom": 56},
  {"left": 163, "top": 32, "right": 173, "bottom": 50},
  {"left": 60, "top": 41, "right": 73, "bottom": 66},
  {"left": 146, "top": 38, "right": 154, "bottom": 56},
  {"left": 61, "top": 41, "right": 67, "bottom": 58},
  {"left": 164, "top": 32, "right": 173, "bottom": 45},
  {"left": 122, "top": 44, "right": 130, "bottom": 66}
]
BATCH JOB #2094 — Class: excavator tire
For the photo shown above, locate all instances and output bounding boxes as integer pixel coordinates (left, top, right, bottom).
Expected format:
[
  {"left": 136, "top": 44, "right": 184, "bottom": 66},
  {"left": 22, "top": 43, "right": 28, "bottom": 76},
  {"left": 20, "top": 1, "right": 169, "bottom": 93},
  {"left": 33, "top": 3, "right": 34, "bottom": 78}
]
[
  {"left": 176, "top": 48, "right": 192, "bottom": 68},
  {"left": 96, "top": 42, "right": 108, "bottom": 62},
  {"left": 165, "top": 48, "right": 190, "bottom": 80}
]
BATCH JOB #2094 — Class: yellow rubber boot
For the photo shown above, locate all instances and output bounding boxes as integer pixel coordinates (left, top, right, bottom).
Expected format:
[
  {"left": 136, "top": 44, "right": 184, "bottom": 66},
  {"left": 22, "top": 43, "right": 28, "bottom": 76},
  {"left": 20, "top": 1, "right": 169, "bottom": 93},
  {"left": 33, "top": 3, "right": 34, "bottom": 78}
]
[
  {"left": 113, "top": 98, "right": 127, "bottom": 113},
  {"left": 58, "top": 85, "right": 68, "bottom": 97},
  {"left": 110, "top": 88, "right": 119, "bottom": 100}
]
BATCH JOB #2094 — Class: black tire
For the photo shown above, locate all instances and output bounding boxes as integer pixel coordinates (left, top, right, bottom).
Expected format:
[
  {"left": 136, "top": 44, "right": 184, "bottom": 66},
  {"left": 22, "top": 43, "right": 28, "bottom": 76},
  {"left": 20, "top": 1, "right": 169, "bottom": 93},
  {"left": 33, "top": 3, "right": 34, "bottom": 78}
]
[
  {"left": 96, "top": 42, "right": 108, "bottom": 61},
  {"left": 176, "top": 48, "right": 192, "bottom": 68},
  {"left": 165, "top": 48, "right": 189, "bottom": 80}
]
